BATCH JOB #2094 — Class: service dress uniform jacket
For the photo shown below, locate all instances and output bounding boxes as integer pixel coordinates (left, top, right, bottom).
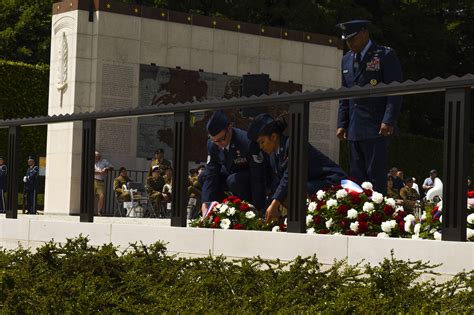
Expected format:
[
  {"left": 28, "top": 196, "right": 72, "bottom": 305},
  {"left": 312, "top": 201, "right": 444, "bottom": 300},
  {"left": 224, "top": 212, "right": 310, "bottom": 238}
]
[
  {"left": 25, "top": 165, "right": 39, "bottom": 214},
  {"left": 0, "top": 164, "right": 7, "bottom": 212},
  {"left": 148, "top": 158, "right": 172, "bottom": 176},
  {"left": 200, "top": 127, "right": 267, "bottom": 210},
  {"left": 113, "top": 175, "right": 132, "bottom": 201},
  {"left": 270, "top": 136, "right": 346, "bottom": 202},
  {"left": 338, "top": 41, "right": 403, "bottom": 194}
]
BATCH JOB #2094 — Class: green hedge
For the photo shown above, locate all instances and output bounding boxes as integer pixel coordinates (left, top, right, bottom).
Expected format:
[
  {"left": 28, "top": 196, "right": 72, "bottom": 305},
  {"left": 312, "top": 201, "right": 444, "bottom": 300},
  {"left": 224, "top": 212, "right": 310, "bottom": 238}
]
[
  {"left": 0, "top": 60, "right": 48, "bottom": 200},
  {"left": 339, "top": 133, "right": 474, "bottom": 185},
  {"left": 0, "top": 237, "right": 472, "bottom": 313}
]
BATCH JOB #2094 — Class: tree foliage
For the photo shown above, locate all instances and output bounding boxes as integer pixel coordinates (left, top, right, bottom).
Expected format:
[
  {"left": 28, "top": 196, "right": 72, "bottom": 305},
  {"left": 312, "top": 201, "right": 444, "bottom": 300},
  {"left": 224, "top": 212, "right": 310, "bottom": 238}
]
[{"left": 0, "top": 0, "right": 55, "bottom": 65}]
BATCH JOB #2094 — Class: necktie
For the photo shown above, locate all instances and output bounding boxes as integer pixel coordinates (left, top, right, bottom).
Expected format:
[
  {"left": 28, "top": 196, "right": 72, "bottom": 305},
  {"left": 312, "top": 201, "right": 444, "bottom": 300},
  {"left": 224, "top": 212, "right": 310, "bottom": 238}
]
[{"left": 353, "top": 53, "right": 361, "bottom": 73}]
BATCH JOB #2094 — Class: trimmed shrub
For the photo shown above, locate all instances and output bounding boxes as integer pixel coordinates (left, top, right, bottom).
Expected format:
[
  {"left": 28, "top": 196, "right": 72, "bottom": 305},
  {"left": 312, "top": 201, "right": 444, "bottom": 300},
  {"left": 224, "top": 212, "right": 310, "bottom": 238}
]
[
  {"left": 0, "top": 60, "right": 48, "bottom": 204},
  {"left": 0, "top": 237, "right": 472, "bottom": 313}
]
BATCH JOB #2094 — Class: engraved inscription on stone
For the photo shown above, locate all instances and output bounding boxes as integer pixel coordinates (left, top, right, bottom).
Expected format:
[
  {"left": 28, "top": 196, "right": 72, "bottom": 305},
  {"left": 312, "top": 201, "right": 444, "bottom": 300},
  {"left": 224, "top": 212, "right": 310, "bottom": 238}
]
[
  {"left": 309, "top": 108, "right": 331, "bottom": 122},
  {"left": 102, "top": 97, "right": 133, "bottom": 111},
  {"left": 102, "top": 63, "right": 134, "bottom": 98},
  {"left": 97, "top": 120, "right": 132, "bottom": 154}
]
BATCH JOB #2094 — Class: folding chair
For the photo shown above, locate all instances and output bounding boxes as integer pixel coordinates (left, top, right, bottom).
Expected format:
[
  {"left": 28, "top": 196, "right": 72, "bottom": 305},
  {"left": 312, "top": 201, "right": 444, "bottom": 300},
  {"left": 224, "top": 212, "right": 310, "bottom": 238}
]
[
  {"left": 113, "top": 194, "right": 126, "bottom": 217},
  {"left": 128, "top": 182, "right": 157, "bottom": 218}
]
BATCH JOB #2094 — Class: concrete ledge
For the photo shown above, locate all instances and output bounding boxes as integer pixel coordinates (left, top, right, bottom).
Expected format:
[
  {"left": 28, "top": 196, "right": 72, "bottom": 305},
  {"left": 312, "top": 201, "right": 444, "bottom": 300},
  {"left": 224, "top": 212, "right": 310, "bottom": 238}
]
[{"left": 1, "top": 215, "right": 473, "bottom": 276}]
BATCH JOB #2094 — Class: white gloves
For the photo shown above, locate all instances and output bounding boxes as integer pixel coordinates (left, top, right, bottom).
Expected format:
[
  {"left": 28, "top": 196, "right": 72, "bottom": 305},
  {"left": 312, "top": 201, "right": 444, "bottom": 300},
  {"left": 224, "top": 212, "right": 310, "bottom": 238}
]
[{"left": 23, "top": 176, "right": 27, "bottom": 183}]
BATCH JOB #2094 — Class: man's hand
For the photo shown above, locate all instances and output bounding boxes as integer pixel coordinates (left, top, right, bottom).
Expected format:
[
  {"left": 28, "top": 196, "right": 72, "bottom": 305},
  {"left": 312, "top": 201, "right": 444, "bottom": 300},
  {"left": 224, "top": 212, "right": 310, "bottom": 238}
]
[
  {"left": 336, "top": 128, "right": 347, "bottom": 140},
  {"left": 379, "top": 123, "right": 394, "bottom": 137},
  {"left": 265, "top": 199, "right": 281, "bottom": 222}
]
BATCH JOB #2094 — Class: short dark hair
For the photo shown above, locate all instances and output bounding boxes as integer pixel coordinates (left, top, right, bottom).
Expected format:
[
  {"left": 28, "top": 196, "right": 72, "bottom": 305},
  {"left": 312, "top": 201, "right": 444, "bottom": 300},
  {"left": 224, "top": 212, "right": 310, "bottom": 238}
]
[
  {"left": 404, "top": 177, "right": 413, "bottom": 184},
  {"left": 155, "top": 148, "right": 164, "bottom": 154},
  {"left": 119, "top": 167, "right": 127, "bottom": 173}
]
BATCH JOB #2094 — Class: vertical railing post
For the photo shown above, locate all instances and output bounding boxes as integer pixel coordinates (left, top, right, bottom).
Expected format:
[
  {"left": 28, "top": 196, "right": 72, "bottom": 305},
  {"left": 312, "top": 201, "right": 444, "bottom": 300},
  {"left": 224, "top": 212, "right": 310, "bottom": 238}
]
[
  {"left": 6, "top": 126, "right": 20, "bottom": 219},
  {"left": 80, "top": 120, "right": 96, "bottom": 222},
  {"left": 442, "top": 88, "right": 470, "bottom": 241},
  {"left": 171, "top": 112, "right": 189, "bottom": 227},
  {"left": 287, "top": 102, "right": 309, "bottom": 233}
]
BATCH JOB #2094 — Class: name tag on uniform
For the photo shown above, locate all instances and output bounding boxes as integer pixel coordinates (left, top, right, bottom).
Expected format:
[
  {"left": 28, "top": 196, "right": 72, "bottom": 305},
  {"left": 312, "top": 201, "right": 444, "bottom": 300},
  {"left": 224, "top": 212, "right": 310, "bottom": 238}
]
[{"left": 343, "top": 69, "right": 349, "bottom": 74}]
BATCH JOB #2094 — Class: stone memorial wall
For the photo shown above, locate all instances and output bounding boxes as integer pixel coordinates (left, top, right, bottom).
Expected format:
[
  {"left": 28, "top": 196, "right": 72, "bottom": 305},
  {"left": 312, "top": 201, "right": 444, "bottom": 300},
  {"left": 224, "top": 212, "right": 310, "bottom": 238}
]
[{"left": 45, "top": 0, "right": 342, "bottom": 214}]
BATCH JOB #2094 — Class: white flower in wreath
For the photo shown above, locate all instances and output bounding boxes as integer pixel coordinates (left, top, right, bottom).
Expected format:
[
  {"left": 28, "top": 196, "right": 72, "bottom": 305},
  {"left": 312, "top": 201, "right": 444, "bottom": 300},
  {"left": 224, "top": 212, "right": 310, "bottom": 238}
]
[
  {"left": 325, "top": 218, "right": 334, "bottom": 229},
  {"left": 404, "top": 220, "right": 413, "bottom": 233},
  {"left": 404, "top": 214, "right": 415, "bottom": 222},
  {"left": 385, "top": 198, "right": 396, "bottom": 208},
  {"left": 272, "top": 226, "right": 280, "bottom": 232},
  {"left": 467, "top": 228, "right": 474, "bottom": 240},
  {"left": 412, "top": 234, "right": 421, "bottom": 240},
  {"left": 306, "top": 214, "right": 314, "bottom": 225},
  {"left": 227, "top": 207, "right": 236, "bottom": 216},
  {"left": 467, "top": 213, "right": 474, "bottom": 224},
  {"left": 306, "top": 228, "right": 315, "bottom": 234},
  {"left": 421, "top": 212, "right": 427, "bottom": 221},
  {"left": 245, "top": 211, "right": 256, "bottom": 219},
  {"left": 336, "top": 189, "right": 348, "bottom": 199},
  {"left": 350, "top": 221, "right": 359, "bottom": 233},
  {"left": 433, "top": 231, "right": 442, "bottom": 240},
  {"left": 334, "top": 232, "right": 342, "bottom": 236},
  {"left": 439, "top": 215, "right": 442, "bottom": 223},
  {"left": 395, "top": 206, "right": 404, "bottom": 213},
  {"left": 308, "top": 202, "right": 317, "bottom": 212},
  {"left": 326, "top": 199, "right": 338, "bottom": 208},
  {"left": 363, "top": 202, "right": 374, "bottom": 213},
  {"left": 316, "top": 190, "right": 326, "bottom": 201},
  {"left": 219, "top": 204, "right": 229, "bottom": 214},
  {"left": 377, "top": 232, "right": 389, "bottom": 238},
  {"left": 371, "top": 192, "right": 384, "bottom": 204},
  {"left": 361, "top": 182, "right": 373, "bottom": 190},
  {"left": 220, "top": 218, "right": 231, "bottom": 229},
  {"left": 347, "top": 208, "right": 358, "bottom": 219},
  {"left": 381, "top": 220, "right": 396, "bottom": 233},
  {"left": 414, "top": 223, "right": 421, "bottom": 235}
]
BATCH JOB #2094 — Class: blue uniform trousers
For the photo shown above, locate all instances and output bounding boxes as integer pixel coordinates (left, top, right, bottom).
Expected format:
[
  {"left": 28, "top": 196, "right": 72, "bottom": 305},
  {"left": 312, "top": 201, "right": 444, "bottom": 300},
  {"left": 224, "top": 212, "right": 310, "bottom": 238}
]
[
  {"left": 0, "top": 189, "right": 5, "bottom": 212},
  {"left": 348, "top": 137, "right": 388, "bottom": 195},
  {"left": 26, "top": 188, "right": 37, "bottom": 214}
]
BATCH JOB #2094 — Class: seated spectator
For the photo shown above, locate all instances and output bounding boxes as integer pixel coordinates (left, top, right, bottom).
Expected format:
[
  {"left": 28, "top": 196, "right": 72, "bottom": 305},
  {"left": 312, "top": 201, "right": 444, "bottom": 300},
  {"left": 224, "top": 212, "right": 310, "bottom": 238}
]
[
  {"left": 148, "top": 148, "right": 172, "bottom": 176},
  {"left": 422, "top": 169, "right": 438, "bottom": 193},
  {"left": 188, "top": 167, "right": 202, "bottom": 199},
  {"left": 400, "top": 177, "right": 420, "bottom": 212},
  {"left": 389, "top": 167, "right": 404, "bottom": 191},
  {"left": 163, "top": 166, "right": 173, "bottom": 198},
  {"left": 147, "top": 165, "right": 168, "bottom": 209},
  {"left": 113, "top": 167, "right": 131, "bottom": 202},
  {"left": 387, "top": 175, "right": 401, "bottom": 199}
]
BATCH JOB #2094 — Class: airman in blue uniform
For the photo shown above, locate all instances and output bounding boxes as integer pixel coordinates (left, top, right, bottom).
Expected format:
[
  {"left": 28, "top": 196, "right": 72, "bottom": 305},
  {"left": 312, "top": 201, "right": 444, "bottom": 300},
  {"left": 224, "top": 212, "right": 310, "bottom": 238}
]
[
  {"left": 200, "top": 111, "right": 268, "bottom": 214},
  {"left": 0, "top": 157, "right": 7, "bottom": 213},
  {"left": 336, "top": 20, "right": 403, "bottom": 195},
  {"left": 248, "top": 114, "right": 346, "bottom": 221},
  {"left": 23, "top": 156, "right": 39, "bottom": 214}
]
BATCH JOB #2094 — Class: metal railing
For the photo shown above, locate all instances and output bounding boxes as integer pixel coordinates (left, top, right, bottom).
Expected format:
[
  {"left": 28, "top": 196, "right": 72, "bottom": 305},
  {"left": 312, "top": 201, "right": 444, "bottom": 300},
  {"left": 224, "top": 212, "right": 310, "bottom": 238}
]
[{"left": 1, "top": 74, "right": 473, "bottom": 240}]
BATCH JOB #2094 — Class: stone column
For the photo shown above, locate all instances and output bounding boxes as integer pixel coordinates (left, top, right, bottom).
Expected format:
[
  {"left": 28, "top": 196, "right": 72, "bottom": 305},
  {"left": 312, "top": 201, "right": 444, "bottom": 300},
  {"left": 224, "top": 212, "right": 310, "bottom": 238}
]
[{"left": 45, "top": 10, "right": 93, "bottom": 214}]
